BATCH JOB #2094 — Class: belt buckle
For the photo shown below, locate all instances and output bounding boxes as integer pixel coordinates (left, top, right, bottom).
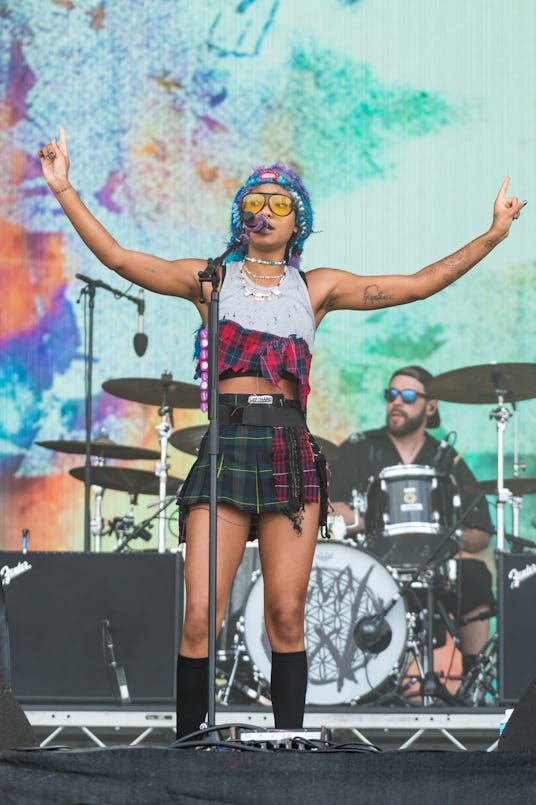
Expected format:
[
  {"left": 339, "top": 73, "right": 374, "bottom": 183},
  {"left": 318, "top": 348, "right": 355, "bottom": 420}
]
[{"left": 247, "top": 394, "right": 273, "bottom": 406}]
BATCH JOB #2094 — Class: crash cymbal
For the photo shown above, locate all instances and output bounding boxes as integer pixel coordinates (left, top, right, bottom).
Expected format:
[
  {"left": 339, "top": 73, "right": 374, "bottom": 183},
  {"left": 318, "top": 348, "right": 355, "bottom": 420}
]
[
  {"left": 169, "top": 425, "right": 340, "bottom": 462},
  {"left": 169, "top": 425, "right": 207, "bottom": 455},
  {"left": 102, "top": 373, "right": 200, "bottom": 409},
  {"left": 36, "top": 437, "right": 160, "bottom": 461},
  {"left": 69, "top": 466, "right": 183, "bottom": 496},
  {"left": 427, "top": 363, "right": 536, "bottom": 404},
  {"left": 465, "top": 478, "right": 536, "bottom": 496}
]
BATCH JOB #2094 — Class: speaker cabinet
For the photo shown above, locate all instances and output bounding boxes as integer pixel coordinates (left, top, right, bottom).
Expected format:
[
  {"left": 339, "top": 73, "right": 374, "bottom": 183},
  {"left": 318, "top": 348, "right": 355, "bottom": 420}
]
[
  {"left": 0, "top": 683, "right": 37, "bottom": 748},
  {"left": 0, "top": 551, "right": 183, "bottom": 705},
  {"left": 498, "top": 551, "right": 536, "bottom": 703}
]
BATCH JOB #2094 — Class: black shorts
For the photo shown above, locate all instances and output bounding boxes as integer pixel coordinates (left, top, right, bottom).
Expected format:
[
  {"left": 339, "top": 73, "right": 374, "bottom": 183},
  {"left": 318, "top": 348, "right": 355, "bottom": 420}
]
[{"left": 443, "top": 557, "right": 495, "bottom": 616}]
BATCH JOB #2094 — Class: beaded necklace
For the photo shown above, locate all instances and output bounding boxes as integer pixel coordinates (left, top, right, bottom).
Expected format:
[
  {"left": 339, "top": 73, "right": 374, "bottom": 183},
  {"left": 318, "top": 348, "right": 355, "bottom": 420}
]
[
  {"left": 243, "top": 263, "right": 286, "bottom": 281},
  {"left": 240, "top": 261, "right": 287, "bottom": 301},
  {"left": 244, "top": 255, "right": 286, "bottom": 266}
]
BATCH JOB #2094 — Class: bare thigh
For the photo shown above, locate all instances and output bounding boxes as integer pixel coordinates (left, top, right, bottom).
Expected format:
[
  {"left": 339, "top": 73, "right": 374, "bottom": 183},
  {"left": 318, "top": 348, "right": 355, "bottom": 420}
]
[
  {"left": 180, "top": 503, "right": 251, "bottom": 657},
  {"left": 257, "top": 503, "right": 320, "bottom": 653}
]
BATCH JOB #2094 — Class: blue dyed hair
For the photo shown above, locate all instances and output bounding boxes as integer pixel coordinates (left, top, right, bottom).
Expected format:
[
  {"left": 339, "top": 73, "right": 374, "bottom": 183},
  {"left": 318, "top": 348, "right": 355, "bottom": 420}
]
[{"left": 226, "top": 163, "right": 314, "bottom": 268}]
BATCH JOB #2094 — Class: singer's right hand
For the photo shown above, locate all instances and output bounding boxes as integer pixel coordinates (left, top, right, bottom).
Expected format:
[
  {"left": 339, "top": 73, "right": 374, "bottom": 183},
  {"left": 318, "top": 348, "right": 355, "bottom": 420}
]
[{"left": 38, "top": 126, "right": 70, "bottom": 192}]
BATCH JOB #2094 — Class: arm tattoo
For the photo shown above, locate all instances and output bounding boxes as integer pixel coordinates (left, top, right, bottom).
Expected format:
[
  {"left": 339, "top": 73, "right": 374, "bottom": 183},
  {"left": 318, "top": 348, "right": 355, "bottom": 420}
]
[{"left": 363, "top": 284, "right": 395, "bottom": 305}]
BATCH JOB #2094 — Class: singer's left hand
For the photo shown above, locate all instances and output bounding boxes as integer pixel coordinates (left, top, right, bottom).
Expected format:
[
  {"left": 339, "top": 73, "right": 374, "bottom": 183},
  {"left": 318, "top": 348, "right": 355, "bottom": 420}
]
[{"left": 490, "top": 177, "right": 526, "bottom": 240}]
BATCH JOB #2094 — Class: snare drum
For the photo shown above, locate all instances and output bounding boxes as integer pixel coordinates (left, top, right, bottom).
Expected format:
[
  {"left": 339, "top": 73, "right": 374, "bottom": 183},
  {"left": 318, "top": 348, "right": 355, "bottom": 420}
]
[
  {"left": 365, "top": 464, "right": 460, "bottom": 569},
  {"left": 242, "top": 543, "right": 408, "bottom": 705}
]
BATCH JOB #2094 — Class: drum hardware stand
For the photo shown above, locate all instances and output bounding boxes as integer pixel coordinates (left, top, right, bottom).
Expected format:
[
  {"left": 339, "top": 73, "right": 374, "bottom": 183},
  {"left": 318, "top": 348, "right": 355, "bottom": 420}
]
[
  {"left": 418, "top": 584, "right": 460, "bottom": 706},
  {"left": 355, "top": 497, "right": 488, "bottom": 705},
  {"left": 105, "top": 496, "right": 175, "bottom": 552},
  {"left": 90, "top": 483, "right": 105, "bottom": 552},
  {"left": 489, "top": 391, "right": 514, "bottom": 553},
  {"left": 90, "top": 451, "right": 107, "bottom": 552},
  {"left": 75, "top": 273, "right": 145, "bottom": 552},
  {"left": 155, "top": 373, "right": 176, "bottom": 553},
  {"left": 371, "top": 612, "right": 425, "bottom": 706},
  {"left": 216, "top": 617, "right": 271, "bottom": 708},
  {"left": 455, "top": 632, "right": 499, "bottom": 706},
  {"left": 108, "top": 513, "right": 152, "bottom": 552},
  {"left": 507, "top": 405, "right": 526, "bottom": 540}
]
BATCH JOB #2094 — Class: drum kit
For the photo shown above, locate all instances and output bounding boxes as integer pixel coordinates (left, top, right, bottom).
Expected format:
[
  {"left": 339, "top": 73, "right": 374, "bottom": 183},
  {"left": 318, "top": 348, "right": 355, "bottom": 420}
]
[
  {"left": 35, "top": 361, "right": 536, "bottom": 707},
  {"left": 214, "top": 362, "right": 536, "bottom": 710}
]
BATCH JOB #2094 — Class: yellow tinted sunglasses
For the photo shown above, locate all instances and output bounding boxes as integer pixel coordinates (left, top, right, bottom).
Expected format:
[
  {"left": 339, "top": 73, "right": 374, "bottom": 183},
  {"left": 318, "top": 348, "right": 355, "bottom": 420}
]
[{"left": 241, "top": 192, "right": 296, "bottom": 217}]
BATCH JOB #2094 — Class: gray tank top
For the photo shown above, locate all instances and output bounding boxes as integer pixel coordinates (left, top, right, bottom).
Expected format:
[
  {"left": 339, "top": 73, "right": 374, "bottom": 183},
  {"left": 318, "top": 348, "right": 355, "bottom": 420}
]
[{"left": 220, "top": 261, "right": 315, "bottom": 347}]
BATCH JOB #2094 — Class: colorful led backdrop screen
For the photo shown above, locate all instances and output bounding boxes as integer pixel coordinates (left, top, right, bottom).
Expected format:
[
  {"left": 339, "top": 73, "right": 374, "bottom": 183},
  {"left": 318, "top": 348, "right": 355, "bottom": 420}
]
[{"left": 1, "top": 0, "right": 535, "bottom": 553}]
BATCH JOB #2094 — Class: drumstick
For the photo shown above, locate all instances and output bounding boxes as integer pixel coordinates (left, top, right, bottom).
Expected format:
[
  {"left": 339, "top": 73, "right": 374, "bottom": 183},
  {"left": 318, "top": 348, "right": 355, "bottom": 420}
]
[{"left": 453, "top": 448, "right": 467, "bottom": 466}]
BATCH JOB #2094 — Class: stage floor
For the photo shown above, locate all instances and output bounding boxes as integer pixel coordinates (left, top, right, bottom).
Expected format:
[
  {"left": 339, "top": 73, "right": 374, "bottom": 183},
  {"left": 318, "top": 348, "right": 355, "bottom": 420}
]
[
  {"left": 1, "top": 742, "right": 536, "bottom": 805},
  {"left": 25, "top": 703, "right": 505, "bottom": 752}
]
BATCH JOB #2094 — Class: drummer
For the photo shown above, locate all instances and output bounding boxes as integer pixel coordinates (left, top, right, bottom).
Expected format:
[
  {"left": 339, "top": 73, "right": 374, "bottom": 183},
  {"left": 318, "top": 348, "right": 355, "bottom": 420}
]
[{"left": 330, "top": 365, "right": 495, "bottom": 678}]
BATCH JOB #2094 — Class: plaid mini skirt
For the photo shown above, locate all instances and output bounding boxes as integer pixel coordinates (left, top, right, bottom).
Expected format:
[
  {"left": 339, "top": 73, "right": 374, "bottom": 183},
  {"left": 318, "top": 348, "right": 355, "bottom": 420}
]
[{"left": 177, "top": 394, "right": 329, "bottom": 541}]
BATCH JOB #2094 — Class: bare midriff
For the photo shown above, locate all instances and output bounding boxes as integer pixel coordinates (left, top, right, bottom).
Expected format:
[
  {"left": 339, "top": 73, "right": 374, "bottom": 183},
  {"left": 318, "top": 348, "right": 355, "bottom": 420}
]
[{"left": 218, "top": 373, "right": 299, "bottom": 401}]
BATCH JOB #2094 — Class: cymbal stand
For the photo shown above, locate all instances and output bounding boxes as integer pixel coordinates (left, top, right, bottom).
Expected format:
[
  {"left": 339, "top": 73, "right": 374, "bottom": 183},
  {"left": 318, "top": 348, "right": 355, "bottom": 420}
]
[
  {"left": 489, "top": 392, "right": 511, "bottom": 553},
  {"left": 90, "top": 483, "right": 105, "bottom": 553},
  {"left": 155, "top": 372, "right": 174, "bottom": 554},
  {"left": 90, "top": 454, "right": 106, "bottom": 553},
  {"left": 510, "top": 405, "right": 526, "bottom": 539}
]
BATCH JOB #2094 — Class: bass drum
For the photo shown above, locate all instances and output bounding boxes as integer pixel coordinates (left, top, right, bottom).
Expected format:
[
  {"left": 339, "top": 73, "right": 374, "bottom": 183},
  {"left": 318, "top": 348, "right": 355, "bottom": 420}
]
[{"left": 242, "top": 542, "right": 407, "bottom": 705}]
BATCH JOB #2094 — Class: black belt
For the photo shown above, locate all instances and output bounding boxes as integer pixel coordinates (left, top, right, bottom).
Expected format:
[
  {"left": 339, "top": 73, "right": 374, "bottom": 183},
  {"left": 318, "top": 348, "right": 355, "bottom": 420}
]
[{"left": 218, "top": 403, "right": 306, "bottom": 427}]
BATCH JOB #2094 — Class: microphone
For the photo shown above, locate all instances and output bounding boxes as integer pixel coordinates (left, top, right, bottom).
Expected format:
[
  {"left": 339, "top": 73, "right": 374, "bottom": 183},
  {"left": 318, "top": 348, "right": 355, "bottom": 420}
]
[
  {"left": 431, "top": 437, "right": 454, "bottom": 473},
  {"left": 242, "top": 211, "right": 270, "bottom": 234},
  {"left": 102, "top": 619, "right": 131, "bottom": 703},
  {"left": 353, "top": 613, "right": 392, "bottom": 653},
  {"left": 133, "top": 288, "right": 148, "bottom": 356}
]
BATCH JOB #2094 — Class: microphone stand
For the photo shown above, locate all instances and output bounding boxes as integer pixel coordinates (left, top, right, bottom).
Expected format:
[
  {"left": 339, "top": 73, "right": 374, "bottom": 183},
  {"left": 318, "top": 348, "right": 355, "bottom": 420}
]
[
  {"left": 197, "top": 242, "right": 236, "bottom": 729},
  {"left": 75, "top": 274, "right": 143, "bottom": 552}
]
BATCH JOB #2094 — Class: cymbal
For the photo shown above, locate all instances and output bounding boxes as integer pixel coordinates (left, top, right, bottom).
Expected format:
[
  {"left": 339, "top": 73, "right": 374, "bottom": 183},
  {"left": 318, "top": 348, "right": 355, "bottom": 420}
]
[
  {"left": 427, "top": 363, "right": 536, "bottom": 404},
  {"left": 69, "top": 466, "right": 183, "bottom": 496},
  {"left": 465, "top": 478, "right": 536, "bottom": 496},
  {"left": 102, "top": 374, "right": 200, "bottom": 409},
  {"left": 169, "top": 425, "right": 340, "bottom": 463},
  {"left": 36, "top": 437, "right": 160, "bottom": 461},
  {"left": 169, "top": 425, "right": 207, "bottom": 455}
]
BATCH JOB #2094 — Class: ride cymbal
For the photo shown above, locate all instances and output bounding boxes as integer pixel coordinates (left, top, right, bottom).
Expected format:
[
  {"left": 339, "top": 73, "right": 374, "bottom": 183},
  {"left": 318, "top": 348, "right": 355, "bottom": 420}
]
[
  {"left": 36, "top": 437, "right": 160, "bottom": 461},
  {"left": 168, "top": 425, "right": 340, "bottom": 463},
  {"left": 102, "top": 373, "right": 200, "bottom": 409},
  {"left": 427, "top": 362, "right": 536, "bottom": 404},
  {"left": 69, "top": 466, "right": 183, "bottom": 496},
  {"left": 465, "top": 478, "right": 536, "bottom": 496}
]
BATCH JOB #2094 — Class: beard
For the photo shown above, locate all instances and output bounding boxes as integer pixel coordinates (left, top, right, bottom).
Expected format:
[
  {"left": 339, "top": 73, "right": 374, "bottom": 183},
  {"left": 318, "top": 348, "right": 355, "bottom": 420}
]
[{"left": 386, "top": 405, "right": 428, "bottom": 437}]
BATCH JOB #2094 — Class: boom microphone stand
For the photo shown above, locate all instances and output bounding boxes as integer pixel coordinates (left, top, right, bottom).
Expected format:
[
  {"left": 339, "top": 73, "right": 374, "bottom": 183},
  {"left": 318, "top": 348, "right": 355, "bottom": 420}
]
[
  {"left": 76, "top": 274, "right": 144, "bottom": 552},
  {"left": 197, "top": 242, "right": 237, "bottom": 729}
]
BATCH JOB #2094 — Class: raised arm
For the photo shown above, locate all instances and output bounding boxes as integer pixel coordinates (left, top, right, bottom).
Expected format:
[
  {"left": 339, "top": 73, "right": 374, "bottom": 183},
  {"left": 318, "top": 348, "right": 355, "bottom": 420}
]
[
  {"left": 38, "top": 128, "right": 205, "bottom": 303},
  {"left": 308, "top": 177, "right": 526, "bottom": 319}
]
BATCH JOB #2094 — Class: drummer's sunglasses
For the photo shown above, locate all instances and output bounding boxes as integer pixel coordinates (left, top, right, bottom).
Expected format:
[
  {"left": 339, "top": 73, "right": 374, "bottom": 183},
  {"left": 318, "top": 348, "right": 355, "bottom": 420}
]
[
  {"left": 241, "top": 192, "right": 296, "bottom": 217},
  {"left": 384, "top": 388, "right": 428, "bottom": 404}
]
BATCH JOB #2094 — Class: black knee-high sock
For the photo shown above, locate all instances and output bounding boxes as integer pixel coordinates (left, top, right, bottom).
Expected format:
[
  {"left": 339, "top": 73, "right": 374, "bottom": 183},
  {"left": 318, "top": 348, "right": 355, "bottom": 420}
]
[
  {"left": 175, "top": 654, "right": 208, "bottom": 739},
  {"left": 271, "top": 650, "right": 308, "bottom": 729}
]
